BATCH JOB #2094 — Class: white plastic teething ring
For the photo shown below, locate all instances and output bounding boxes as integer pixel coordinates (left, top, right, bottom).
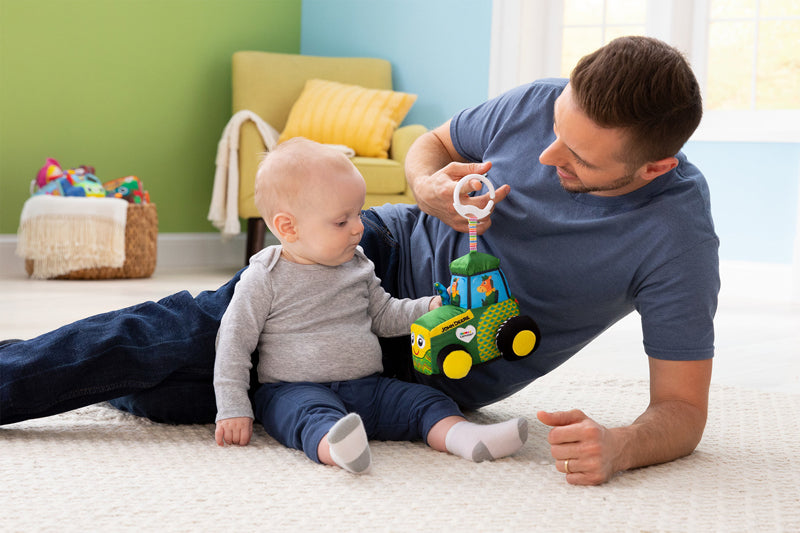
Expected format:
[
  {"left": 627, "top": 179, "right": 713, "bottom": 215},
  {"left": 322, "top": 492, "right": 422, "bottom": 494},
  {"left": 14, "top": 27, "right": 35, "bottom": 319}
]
[{"left": 453, "top": 174, "right": 495, "bottom": 220}]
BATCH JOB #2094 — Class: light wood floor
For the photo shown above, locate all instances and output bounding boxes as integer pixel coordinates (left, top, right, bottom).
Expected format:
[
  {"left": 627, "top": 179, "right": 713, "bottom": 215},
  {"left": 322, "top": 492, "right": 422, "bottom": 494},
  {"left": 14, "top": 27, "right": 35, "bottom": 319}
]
[{"left": 1, "top": 262, "right": 798, "bottom": 394}]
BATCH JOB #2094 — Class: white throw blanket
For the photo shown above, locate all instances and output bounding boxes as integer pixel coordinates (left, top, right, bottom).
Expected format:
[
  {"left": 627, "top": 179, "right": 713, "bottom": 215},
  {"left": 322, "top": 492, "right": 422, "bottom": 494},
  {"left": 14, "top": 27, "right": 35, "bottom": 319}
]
[
  {"left": 208, "top": 110, "right": 357, "bottom": 239},
  {"left": 208, "top": 110, "right": 280, "bottom": 239},
  {"left": 16, "top": 195, "right": 128, "bottom": 279}
]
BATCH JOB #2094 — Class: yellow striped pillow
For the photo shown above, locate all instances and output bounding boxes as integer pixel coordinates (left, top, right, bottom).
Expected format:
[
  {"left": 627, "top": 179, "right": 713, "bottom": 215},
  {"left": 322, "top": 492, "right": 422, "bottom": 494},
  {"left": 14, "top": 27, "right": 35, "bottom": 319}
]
[{"left": 278, "top": 79, "right": 417, "bottom": 158}]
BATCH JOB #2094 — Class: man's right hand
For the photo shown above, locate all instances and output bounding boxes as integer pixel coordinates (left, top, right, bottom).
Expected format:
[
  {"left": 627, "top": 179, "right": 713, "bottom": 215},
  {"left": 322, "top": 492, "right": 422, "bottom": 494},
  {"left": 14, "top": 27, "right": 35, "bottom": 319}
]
[
  {"left": 413, "top": 161, "right": 510, "bottom": 234},
  {"left": 405, "top": 124, "right": 510, "bottom": 234}
]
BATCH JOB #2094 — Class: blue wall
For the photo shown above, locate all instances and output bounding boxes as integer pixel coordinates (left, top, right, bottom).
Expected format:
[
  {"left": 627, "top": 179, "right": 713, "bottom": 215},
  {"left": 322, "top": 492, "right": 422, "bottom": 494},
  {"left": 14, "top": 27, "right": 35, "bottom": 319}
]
[
  {"left": 301, "top": 0, "right": 492, "bottom": 129},
  {"left": 301, "top": 1, "right": 799, "bottom": 265},
  {"left": 683, "top": 142, "right": 800, "bottom": 264}
]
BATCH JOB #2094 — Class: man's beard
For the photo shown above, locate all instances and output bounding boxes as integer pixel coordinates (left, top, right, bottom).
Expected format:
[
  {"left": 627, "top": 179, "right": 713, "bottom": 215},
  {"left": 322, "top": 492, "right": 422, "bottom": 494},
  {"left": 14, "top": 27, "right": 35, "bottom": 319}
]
[{"left": 558, "top": 171, "right": 637, "bottom": 194}]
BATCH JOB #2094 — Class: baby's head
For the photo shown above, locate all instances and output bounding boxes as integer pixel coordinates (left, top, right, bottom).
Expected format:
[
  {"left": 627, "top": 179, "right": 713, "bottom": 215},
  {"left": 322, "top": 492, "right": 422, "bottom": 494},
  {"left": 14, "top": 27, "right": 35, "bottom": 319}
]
[{"left": 254, "top": 137, "right": 366, "bottom": 265}]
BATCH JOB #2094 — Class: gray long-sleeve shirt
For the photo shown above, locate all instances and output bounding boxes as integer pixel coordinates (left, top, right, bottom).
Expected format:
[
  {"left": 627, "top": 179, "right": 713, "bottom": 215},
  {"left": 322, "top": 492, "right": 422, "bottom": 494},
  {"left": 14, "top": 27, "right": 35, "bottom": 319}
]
[{"left": 213, "top": 245, "right": 433, "bottom": 421}]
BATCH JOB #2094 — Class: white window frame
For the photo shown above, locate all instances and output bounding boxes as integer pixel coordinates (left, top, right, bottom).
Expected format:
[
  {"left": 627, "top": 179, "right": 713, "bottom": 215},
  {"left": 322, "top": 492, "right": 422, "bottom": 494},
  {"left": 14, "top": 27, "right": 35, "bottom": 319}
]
[{"left": 489, "top": 0, "right": 800, "bottom": 143}]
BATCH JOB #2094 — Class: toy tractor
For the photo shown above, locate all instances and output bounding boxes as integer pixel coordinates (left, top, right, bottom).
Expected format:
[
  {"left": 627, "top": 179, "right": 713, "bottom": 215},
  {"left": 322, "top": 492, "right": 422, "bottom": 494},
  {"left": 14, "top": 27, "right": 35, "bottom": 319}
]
[{"left": 410, "top": 175, "right": 541, "bottom": 379}]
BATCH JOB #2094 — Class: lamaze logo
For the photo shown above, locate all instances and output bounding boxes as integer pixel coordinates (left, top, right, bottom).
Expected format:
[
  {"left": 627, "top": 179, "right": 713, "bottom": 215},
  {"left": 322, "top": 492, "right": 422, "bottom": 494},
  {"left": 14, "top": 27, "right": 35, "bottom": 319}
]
[{"left": 456, "top": 325, "right": 476, "bottom": 343}]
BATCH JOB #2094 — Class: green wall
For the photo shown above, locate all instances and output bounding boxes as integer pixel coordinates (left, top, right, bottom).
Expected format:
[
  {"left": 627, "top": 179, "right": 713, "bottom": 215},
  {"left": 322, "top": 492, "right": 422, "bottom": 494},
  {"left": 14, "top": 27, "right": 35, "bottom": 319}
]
[{"left": 0, "top": 0, "right": 301, "bottom": 233}]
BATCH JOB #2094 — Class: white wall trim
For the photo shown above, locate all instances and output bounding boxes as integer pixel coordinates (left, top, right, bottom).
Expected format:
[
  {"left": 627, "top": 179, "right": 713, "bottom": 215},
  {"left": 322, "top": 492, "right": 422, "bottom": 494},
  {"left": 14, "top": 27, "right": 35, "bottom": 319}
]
[
  {"left": 0, "top": 232, "right": 278, "bottom": 278},
  {"left": 794, "top": 162, "right": 800, "bottom": 300},
  {"left": 720, "top": 260, "right": 799, "bottom": 303},
  {"left": 2, "top": 231, "right": 797, "bottom": 300},
  {"left": 691, "top": 110, "right": 800, "bottom": 143}
]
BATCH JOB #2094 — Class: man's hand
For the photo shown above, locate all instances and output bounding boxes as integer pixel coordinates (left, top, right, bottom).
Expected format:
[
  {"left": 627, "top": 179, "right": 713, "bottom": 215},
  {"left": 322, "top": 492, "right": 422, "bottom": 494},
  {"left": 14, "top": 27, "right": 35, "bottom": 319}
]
[
  {"left": 537, "top": 409, "right": 619, "bottom": 485},
  {"left": 215, "top": 416, "right": 254, "bottom": 446},
  {"left": 537, "top": 358, "right": 712, "bottom": 485},
  {"left": 404, "top": 123, "right": 510, "bottom": 234},
  {"left": 414, "top": 161, "right": 510, "bottom": 234}
]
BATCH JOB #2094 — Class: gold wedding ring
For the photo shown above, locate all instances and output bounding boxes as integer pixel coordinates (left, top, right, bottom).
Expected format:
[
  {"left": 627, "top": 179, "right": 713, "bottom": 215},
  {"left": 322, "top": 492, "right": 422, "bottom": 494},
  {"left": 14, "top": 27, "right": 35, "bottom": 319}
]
[{"left": 564, "top": 458, "right": 571, "bottom": 474}]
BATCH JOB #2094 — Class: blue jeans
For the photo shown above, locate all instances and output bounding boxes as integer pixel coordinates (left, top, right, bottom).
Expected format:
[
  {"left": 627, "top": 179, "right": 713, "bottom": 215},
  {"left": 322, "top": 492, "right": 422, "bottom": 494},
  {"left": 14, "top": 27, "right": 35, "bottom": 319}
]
[
  {"left": 254, "top": 374, "right": 461, "bottom": 463},
  {"left": 0, "top": 209, "right": 411, "bottom": 425}
]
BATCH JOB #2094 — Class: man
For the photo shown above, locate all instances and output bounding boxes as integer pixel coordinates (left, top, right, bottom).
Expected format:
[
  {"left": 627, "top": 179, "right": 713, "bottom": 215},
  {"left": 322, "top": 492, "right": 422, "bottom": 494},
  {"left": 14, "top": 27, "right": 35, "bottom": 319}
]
[
  {"left": 362, "top": 35, "right": 718, "bottom": 485},
  {"left": 0, "top": 37, "right": 718, "bottom": 486}
]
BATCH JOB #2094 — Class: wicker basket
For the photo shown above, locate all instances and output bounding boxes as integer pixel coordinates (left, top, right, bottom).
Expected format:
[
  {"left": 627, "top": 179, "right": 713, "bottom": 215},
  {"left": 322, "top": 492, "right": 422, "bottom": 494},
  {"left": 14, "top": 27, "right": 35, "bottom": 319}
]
[{"left": 25, "top": 203, "right": 158, "bottom": 279}]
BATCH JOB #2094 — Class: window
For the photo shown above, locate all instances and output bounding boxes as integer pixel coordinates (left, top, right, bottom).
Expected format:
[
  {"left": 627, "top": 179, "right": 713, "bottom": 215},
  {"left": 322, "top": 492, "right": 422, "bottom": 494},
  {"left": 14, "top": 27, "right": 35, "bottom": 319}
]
[
  {"left": 560, "top": 0, "right": 647, "bottom": 77},
  {"left": 489, "top": 0, "right": 800, "bottom": 141},
  {"left": 704, "top": 0, "right": 799, "bottom": 111}
]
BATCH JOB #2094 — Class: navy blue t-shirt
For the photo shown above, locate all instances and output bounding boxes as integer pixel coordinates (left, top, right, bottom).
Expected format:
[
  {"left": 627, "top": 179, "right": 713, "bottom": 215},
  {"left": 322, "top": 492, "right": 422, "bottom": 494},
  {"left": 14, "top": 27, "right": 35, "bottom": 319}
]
[{"left": 375, "top": 78, "right": 719, "bottom": 409}]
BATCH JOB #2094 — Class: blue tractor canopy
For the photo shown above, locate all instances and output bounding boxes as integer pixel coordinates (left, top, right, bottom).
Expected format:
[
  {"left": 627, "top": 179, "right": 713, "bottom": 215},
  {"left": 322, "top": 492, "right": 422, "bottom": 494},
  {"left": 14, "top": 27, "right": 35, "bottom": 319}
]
[{"left": 448, "top": 251, "right": 511, "bottom": 309}]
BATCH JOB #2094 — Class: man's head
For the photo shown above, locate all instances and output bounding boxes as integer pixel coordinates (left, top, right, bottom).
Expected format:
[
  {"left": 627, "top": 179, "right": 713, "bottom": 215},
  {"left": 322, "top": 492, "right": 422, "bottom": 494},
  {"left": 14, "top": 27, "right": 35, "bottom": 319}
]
[
  {"left": 570, "top": 35, "right": 702, "bottom": 167},
  {"left": 255, "top": 137, "right": 366, "bottom": 266},
  {"left": 539, "top": 36, "right": 702, "bottom": 196}
]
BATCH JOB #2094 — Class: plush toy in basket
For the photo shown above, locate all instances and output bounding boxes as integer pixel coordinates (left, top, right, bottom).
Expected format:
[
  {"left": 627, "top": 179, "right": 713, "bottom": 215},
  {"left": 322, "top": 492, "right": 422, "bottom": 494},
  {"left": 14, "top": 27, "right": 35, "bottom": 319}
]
[
  {"left": 19, "top": 158, "right": 157, "bottom": 279},
  {"left": 410, "top": 175, "right": 541, "bottom": 380}
]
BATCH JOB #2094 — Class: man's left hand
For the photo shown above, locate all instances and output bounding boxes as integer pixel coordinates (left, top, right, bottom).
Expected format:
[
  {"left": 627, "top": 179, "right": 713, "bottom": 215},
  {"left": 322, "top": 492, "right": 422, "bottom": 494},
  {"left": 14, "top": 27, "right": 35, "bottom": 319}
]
[{"left": 537, "top": 409, "right": 619, "bottom": 486}]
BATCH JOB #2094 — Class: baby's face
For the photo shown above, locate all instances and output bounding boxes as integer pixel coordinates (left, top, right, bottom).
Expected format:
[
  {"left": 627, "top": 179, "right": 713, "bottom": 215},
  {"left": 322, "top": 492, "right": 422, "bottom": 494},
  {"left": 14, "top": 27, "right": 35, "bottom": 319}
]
[{"left": 282, "top": 161, "right": 366, "bottom": 266}]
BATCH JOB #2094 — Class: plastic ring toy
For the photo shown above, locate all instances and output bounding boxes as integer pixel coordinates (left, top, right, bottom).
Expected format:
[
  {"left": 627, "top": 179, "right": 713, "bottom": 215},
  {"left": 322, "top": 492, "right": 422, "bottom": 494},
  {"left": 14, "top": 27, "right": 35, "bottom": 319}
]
[{"left": 453, "top": 174, "right": 495, "bottom": 220}]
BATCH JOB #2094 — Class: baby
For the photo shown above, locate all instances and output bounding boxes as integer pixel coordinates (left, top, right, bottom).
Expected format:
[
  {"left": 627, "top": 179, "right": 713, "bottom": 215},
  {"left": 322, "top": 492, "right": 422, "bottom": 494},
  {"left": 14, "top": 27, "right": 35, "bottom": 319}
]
[{"left": 213, "top": 137, "right": 527, "bottom": 473}]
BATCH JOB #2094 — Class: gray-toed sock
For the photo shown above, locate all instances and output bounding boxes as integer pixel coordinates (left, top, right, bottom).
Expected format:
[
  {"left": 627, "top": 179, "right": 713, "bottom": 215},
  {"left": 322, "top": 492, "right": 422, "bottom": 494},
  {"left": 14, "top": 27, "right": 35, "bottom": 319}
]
[
  {"left": 445, "top": 418, "right": 528, "bottom": 462},
  {"left": 328, "top": 413, "right": 372, "bottom": 474}
]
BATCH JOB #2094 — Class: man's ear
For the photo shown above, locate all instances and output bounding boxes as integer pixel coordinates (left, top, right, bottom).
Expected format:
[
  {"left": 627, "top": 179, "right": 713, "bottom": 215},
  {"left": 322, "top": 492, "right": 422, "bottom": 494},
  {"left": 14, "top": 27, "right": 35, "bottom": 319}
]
[
  {"left": 271, "top": 212, "right": 298, "bottom": 242},
  {"left": 639, "top": 156, "right": 679, "bottom": 182}
]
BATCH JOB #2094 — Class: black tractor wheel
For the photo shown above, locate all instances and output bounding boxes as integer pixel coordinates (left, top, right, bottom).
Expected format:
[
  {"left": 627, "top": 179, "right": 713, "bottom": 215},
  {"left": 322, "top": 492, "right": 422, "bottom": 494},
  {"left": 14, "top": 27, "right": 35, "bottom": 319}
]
[
  {"left": 496, "top": 315, "right": 541, "bottom": 361},
  {"left": 436, "top": 344, "right": 473, "bottom": 379}
]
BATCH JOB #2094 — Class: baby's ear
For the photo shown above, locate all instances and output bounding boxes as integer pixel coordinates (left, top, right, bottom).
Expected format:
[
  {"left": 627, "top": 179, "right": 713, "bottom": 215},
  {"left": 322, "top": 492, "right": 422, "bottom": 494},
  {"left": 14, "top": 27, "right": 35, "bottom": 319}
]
[{"left": 271, "top": 212, "right": 298, "bottom": 242}]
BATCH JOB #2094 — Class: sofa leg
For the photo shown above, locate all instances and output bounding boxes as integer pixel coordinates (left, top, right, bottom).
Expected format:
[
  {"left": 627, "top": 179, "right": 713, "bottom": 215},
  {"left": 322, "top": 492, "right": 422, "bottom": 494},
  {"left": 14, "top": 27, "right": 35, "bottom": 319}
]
[{"left": 245, "top": 217, "right": 267, "bottom": 264}]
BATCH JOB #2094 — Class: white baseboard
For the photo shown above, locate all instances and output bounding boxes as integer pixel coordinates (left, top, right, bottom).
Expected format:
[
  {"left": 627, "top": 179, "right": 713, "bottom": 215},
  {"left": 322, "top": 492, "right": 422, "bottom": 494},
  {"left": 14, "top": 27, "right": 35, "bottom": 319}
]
[
  {"left": 2, "top": 233, "right": 796, "bottom": 300},
  {"left": 0, "top": 232, "right": 279, "bottom": 277},
  {"left": 719, "top": 260, "right": 799, "bottom": 302}
]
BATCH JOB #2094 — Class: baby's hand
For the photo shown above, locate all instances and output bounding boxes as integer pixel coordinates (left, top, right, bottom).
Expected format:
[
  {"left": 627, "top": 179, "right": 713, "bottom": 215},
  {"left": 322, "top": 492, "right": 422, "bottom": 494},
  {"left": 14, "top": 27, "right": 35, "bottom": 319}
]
[
  {"left": 215, "top": 417, "right": 254, "bottom": 446},
  {"left": 429, "top": 295, "right": 443, "bottom": 311}
]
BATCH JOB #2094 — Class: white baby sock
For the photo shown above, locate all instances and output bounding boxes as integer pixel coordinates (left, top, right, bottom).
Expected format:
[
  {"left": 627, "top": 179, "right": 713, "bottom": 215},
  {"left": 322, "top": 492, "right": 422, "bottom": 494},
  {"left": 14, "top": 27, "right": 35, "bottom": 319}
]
[
  {"left": 327, "top": 413, "right": 372, "bottom": 474},
  {"left": 445, "top": 418, "right": 528, "bottom": 462}
]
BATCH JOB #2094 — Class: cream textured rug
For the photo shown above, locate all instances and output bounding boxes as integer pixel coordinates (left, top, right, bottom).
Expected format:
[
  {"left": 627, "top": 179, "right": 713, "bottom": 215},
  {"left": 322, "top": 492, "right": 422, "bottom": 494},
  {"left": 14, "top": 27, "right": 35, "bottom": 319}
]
[{"left": 2, "top": 371, "right": 798, "bottom": 532}]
